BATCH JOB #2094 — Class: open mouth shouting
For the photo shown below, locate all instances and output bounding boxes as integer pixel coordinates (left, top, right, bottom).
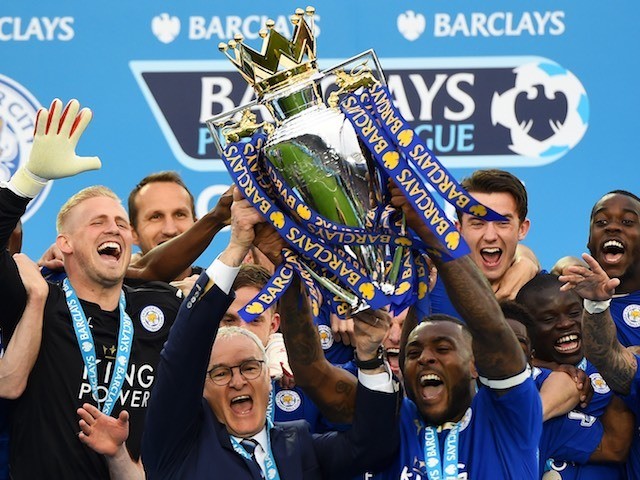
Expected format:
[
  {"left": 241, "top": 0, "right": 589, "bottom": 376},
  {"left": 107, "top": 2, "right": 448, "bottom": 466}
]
[
  {"left": 554, "top": 333, "right": 581, "bottom": 355},
  {"left": 419, "top": 372, "right": 445, "bottom": 403},
  {"left": 97, "top": 241, "right": 122, "bottom": 262},
  {"left": 386, "top": 348, "right": 400, "bottom": 373},
  {"left": 230, "top": 394, "right": 254, "bottom": 416},
  {"left": 480, "top": 247, "right": 502, "bottom": 267},
  {"left": 601, "top": 239, "right": 625, "bottom": 265}
]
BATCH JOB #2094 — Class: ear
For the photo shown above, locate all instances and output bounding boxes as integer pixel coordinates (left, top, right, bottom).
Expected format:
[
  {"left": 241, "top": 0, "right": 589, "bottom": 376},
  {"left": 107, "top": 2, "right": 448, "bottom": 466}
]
[
  {"left": 455, "top": 218, "right": 462, "bottom": 231},
  {"left": 56, "top": 234, "right": 73, "bottom": 255},
  {"left": 270, "top": 311, "right": 281, "bottom": 335},
  {"left": 517, "top": 218, "right": 531, "bottom": 241},
  {"left": 131, "top": 225, "right": 141, "bottom": 247},
  {"left": 469, "top": 356, "right": 478, "bottom": 380}
]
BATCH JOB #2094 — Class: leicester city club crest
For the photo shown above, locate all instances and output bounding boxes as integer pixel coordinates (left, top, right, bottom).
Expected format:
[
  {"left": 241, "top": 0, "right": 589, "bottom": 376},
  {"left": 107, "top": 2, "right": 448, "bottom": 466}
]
[
  {"left": 140, "top": 305, "right": 165, "bottom": 332},
  {"left": 0, "top": 74, "right": 50, "bottom": 221}
]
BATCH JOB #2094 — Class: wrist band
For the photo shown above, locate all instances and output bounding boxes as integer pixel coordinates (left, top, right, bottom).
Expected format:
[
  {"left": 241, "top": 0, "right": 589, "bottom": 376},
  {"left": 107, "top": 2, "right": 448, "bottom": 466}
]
[
  {"left": 478, "top": 364, "right": 531, "bottom": 390},
  {"left": 583, "top": 298, "right": 611, "bottom": 314},
  {"left": 355, "top": 345, "right": 385, "bottom": 370}
]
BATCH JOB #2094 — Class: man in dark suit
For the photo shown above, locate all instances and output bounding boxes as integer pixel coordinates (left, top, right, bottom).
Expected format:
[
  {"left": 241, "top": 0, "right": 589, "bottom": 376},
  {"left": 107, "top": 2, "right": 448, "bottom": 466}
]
[{"left": 140, "top": 188, "right": 401, "bottom": 480}]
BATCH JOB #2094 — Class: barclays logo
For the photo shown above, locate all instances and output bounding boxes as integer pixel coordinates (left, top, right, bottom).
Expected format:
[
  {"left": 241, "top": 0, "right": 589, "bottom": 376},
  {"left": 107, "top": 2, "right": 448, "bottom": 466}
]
[
  {"left": 397, "top": 10, "right": 565, "bottom": 40},
  {"left": 150, "top": 13, "right": 322, "bottom": 43},
  {"left": 152, "top": 13, "right": 181, "bottom": 44},
  {"left": 0, "top": 16, "right": 74, "bottom": 41},
  {"left": 397, "top": 11, "right": 426, "bottom": 41},
  {"left": 130, "top": 55, "right": 588, "bottom": 171}
]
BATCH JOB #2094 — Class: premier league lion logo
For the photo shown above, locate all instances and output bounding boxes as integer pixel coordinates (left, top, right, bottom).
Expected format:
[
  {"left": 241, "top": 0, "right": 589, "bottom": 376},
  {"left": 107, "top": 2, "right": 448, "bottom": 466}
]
[{"left": 491, "top": 61, "right": 589, "bottom": 164}]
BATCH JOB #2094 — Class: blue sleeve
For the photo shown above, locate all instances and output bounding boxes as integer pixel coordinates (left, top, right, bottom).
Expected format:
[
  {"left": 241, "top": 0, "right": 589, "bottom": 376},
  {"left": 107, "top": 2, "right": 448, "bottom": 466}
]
[
  {"left": 476, "top": 377, "right": 543, "bottom": 453},
  {"left": 621, "top": 354, "right": 640, "bottom": 417},
  {"left": 429, "top": 277, "right": 462, "bottom": 320},
  {"left": 540, "top": 413, "right": 604, "bottom": 465},
  {"left": 142, "top": 273, "right": 234, "bottom": 476},
  {"left": 533, "top": 366, "right": 552, "bottom": 390}
]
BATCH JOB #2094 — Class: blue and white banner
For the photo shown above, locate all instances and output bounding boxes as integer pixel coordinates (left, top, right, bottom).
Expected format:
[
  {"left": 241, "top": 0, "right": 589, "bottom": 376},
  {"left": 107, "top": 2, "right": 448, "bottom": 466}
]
[{"left": 1, "top": 1, "right": 638, "bottom": 269}]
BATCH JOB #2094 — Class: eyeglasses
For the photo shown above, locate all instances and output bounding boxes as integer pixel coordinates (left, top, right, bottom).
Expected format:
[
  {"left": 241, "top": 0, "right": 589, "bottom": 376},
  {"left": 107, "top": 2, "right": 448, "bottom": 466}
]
[{"left": 207, "top": 359, "right": 265, "bottom": 386}]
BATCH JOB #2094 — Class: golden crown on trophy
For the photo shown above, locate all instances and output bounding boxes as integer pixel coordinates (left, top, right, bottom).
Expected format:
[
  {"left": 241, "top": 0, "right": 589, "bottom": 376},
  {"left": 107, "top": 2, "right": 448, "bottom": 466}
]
[{"left": 218, "top": 6, "right": 318, "bottom": 95}]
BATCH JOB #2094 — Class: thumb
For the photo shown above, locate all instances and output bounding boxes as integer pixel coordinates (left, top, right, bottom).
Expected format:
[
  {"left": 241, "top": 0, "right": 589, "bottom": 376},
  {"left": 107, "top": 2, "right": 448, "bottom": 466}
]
[
  {"left": 71, "top": 155, "right": 102, "bottom": 175},
  {"left": 117, "top": 410, "right": 130, "bottom": 425}
]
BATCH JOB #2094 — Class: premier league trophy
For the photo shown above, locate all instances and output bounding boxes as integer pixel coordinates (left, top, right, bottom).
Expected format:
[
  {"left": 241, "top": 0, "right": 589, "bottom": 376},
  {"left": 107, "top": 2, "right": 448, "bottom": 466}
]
[{"left": 207, "top": 7, "right": 502, "bottom": 320}]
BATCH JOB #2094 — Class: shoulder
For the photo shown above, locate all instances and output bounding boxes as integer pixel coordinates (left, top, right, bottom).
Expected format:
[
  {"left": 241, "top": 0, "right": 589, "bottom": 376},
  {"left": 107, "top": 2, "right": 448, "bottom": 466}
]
[
  {"left": 274, "top": 419, "right": 311, "bottom": 433},
  {"left": 125, "top": 281, "right": 183, "bottom": 308},
  {"left": 124, "top": 282, "right": 183, "bottom": 334}
]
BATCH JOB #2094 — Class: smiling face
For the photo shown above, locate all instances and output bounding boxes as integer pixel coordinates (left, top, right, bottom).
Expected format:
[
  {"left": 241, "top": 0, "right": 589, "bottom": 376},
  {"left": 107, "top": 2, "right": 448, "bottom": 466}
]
[
  {"left": 588, "top": 193, "right": 640, "bottom": 292},
  {"left": 131, "top": 181, "right": 196, "bottom": 254},
  {"left": 521, "top": 284, "right": 584, "bottom": 365},
  {"left": 402, "top": 320, "right": 476, "bottom": 425},
  {"left": 204, "top": 334, "right": 271, "bottom": 438},
  {"left": 57, "top": 195, "right": 132, "bottom": 288},
  {"left": 458, "top": 191, "right": 530, "bottom": 285}
]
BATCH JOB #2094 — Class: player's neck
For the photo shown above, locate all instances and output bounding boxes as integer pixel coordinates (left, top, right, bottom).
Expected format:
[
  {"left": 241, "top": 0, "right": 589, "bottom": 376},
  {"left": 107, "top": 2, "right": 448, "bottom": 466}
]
[{"left": 67, "top": 274, "right": 123, "bottom": 311}]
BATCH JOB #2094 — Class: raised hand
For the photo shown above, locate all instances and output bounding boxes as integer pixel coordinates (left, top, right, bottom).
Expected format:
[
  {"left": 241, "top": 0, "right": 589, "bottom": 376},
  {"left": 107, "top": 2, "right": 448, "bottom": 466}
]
[
  {"left": 209, "top": 185, "right": 233, "bottom": 226},
  {"left": 10, "top": 99, "right": 101, "bottom": 197},
  {"left": 77, "top": 403, "right": 129, "bottom": 457},
  {"left": 353, "top": 308, "right": 391, "bottom": 362},
  {"left": 37, "top": 242, "right": 65, "bottom": 272},
  {"left": 559, "top": 253, "right": 620, "bottom": 301}
]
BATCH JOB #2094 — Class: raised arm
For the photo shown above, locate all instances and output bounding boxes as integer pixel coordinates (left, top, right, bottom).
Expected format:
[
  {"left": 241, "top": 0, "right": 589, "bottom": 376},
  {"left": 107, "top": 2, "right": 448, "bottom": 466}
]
[
  {"left": 126, "top": 186, "right": 233, "bottom": 282},
  {"left": 278, "top": 275, "right": 359, "bottom": 423},
  {"left": 0, "top": 254, "right": 48, "bottom": 399},
  {"left": 2, "top": 99, "right": 98, "bottom": 334},
  {"left": 390, "top": 183, "right": 526, "bottom": 380},
  {"left": 559, "top": 252, "right": 637, "bottom": 394}
]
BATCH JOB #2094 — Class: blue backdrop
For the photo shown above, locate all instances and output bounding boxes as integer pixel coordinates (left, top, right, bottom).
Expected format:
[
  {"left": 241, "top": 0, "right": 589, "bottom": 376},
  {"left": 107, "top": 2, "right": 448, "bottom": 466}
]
[{"left": 1, "top": 0, "right": 638, "bottom": 269}]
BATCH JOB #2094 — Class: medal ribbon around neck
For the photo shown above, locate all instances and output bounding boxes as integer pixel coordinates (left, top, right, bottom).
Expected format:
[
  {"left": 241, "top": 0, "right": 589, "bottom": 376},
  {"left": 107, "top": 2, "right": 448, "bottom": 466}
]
[
  {"left": 63, "top": 278, "right": 133, "bottom": 416},
  {"left": 423, "top": 423, "right": 460, "bottom": 480},
  {"left": 231, "top": 393, "right": 281, "bottom": 480}
]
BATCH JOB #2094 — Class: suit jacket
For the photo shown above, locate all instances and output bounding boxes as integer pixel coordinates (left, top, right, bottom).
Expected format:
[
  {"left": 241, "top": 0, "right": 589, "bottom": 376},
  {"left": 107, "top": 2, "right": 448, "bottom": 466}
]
[{"left": 142, "top": 272, "right": 400, "bottom": 479}]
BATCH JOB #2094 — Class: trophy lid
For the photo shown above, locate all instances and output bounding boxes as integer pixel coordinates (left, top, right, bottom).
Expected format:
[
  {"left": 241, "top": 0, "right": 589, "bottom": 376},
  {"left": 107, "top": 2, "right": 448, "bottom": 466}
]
[{"left": 219, "top": 6, "right": 319, "bottom": 96}]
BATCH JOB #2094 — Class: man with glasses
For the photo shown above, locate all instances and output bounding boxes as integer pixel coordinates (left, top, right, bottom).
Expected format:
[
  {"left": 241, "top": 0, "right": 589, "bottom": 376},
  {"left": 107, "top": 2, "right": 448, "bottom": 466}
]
[{"left": 140, "top": 188, "right": 401, "bottom": 480}]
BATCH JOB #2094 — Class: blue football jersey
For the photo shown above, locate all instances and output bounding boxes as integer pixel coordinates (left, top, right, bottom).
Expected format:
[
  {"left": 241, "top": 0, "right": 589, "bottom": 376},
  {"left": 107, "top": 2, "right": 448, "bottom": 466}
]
[
  {"left": 533, "top": 359, "right": 612, "bottom": 418},
  {"left": 428, "top": 277, "right": 462, "bottom": 320},
  {"left": 540, "top": 412, "right": 624, "bottom": 479},
  {"left": 365, "top": 377, "right": 541, "bottom": 479},
  {"left": 611, "top": 292, "right": 640, "bottom": 347},
  {"left": 314, "top": 301, "right": 354, "bottom": 365}
]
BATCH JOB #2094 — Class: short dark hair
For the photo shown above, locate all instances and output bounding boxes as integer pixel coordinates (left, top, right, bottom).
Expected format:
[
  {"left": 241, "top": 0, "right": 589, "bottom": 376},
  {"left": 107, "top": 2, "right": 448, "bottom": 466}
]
[
  {"left": 590, "top": 190, "right": 640, "bottom": 218},
  {"left": 500, "top": 300, "right": 535, "bottom": 334},
  {"left": 515, "top": 274, "right": 568, "bottom": 342},
  {"left": 411, "top": 313, "right": 473, "bottom": 342},
  {"left": 232, "top": 264, "right": 272, "bottom": 291},
  {"left": 456, "top": 169, "right": 528, "bottom": 222},
  {"left": 128, "top": 171, "right": 195, "bottom": 228}
]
